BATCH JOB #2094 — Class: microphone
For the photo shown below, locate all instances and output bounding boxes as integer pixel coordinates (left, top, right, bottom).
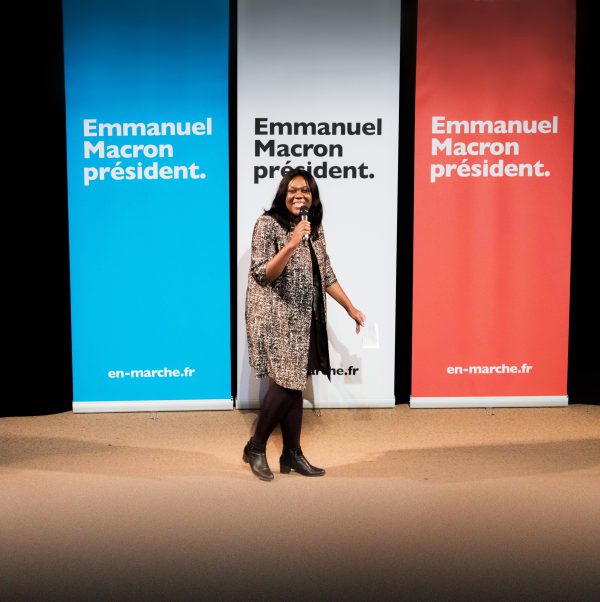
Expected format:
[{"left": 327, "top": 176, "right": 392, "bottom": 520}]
[{"left": 300, "top": 205, "right": 309, "bottom": 243}]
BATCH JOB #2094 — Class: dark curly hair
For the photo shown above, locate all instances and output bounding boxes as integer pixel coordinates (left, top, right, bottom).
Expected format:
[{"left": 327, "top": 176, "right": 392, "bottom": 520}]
[{"left": 264, "top": 168, "right": 323, "bottom": 240}]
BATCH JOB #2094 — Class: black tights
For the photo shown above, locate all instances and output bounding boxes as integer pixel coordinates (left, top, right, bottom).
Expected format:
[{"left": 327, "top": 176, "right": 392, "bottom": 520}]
[{"left": 251, "top": 379, "right": 303, "bottom": 452}]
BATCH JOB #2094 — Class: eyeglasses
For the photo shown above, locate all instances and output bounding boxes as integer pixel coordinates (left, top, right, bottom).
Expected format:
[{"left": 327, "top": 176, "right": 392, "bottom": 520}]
[{"left": 287, "top": 187, "right": 311, "bottom": 195}]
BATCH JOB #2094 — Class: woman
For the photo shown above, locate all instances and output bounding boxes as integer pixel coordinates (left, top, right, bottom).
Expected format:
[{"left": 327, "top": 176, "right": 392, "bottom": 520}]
[{"left": 244, "top": 168, "right": 365, "bottom": 481}]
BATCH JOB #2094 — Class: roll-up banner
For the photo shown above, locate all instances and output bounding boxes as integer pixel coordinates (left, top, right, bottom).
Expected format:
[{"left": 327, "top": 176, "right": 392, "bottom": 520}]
[
  {"left": 237, "top": 0, "right": 400, "bottom": 409},
  {"left": 63, "top": 0, "right": 232, "bottom": 412},
  {"left": 412, "top": 0, "right": 575, "bottom": 408}
]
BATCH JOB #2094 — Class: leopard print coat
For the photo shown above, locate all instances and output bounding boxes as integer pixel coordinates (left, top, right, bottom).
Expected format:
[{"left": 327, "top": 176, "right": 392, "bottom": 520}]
[{"left": 245, "top": 215, "right": 337, "bottom": 390}]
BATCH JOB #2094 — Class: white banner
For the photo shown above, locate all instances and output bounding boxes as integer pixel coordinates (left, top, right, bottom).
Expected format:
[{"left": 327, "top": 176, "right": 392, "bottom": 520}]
[{"left": 237, "top": 0, "right": 400, "bottom": 408}]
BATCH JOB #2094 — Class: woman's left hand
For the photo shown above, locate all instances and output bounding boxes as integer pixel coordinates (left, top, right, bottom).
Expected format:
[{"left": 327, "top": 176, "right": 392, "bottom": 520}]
[
  {"left": 347, "top": 307, "right": 366, "bottom": 334},
  {"left": 325, "top": 282, "right": 365, "bottom": 334}
]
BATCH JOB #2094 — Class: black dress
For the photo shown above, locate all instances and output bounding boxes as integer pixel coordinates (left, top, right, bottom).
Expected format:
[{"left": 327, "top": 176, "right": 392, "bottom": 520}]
[{"left": 307, "top": 240, "right": 331, "bottom": 379}]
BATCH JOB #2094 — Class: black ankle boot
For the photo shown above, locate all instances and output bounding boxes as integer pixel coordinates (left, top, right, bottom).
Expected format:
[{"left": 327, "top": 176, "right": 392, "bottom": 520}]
[
  {"left": 280, "top": 447, "right": 325, "bottom": 476},
  {"left": 243, "top": 440, "right": 274, "bottom": 481}
]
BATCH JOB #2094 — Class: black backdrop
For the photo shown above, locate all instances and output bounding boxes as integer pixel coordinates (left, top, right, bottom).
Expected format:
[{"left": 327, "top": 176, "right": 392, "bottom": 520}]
[{"left": 5, "top": 0, "right": 596, "bottom": 417}]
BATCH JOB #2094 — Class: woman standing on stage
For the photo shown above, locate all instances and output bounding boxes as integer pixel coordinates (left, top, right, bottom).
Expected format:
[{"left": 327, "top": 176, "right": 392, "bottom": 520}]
[{"left": 244, "top": 168, "right": 365, "bottom": 481}]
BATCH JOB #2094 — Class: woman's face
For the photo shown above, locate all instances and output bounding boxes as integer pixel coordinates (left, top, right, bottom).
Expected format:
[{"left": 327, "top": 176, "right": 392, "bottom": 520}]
[{"left": 285, "top": 175, "right": 312, "bottom": 217}]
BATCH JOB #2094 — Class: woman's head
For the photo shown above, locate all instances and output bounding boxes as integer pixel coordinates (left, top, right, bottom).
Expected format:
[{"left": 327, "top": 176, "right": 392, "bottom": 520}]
[{"left": 265, "top": 168, "right": 323, "bottom": 236}]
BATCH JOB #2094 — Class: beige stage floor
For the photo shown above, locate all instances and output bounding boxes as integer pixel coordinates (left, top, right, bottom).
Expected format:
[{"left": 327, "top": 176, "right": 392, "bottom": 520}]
[{"left": 1, "top": 404, "right": 600, "bottom": 601}]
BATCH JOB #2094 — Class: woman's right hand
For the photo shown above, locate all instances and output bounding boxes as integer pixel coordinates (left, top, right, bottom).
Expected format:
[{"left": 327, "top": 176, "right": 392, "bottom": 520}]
[
  {"left": 289, "top": 220, "right": 311, "bottom": 249},
  {"left": 264, "top": 220, "right": 310, "bottom": 283}
]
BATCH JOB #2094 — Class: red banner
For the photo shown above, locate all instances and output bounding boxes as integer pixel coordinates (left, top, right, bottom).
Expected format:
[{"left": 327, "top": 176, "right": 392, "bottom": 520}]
[{"left": 412, "top": 0, "right": 575, "bottom": 406}]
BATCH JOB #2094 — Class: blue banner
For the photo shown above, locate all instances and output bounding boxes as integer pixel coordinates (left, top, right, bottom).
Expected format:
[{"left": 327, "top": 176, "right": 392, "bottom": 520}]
[{"left": 63, "top": 0, "right": 231, "bottom": 411}]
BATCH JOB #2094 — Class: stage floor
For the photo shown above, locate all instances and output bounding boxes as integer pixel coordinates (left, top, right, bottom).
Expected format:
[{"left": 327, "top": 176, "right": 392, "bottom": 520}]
[{"left": 2, "top": 405, "right": 599, "bottom": 600}]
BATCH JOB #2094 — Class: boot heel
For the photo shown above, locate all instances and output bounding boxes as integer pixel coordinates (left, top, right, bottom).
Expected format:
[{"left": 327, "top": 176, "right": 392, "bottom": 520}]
[{"left": 280, "top": 462, "right": 291, "bottom": 474}]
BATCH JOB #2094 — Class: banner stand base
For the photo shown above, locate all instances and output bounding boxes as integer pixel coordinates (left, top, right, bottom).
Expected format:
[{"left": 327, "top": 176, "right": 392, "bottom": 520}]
[
  {"left": 73, "top": 399, "right": 233, "bottom": 413},
  {"left": 409, "top": 395, "right": 568, "bottom": 409},
  {"left": 236, "top": 397, "right": 396, "bottom": 410}
]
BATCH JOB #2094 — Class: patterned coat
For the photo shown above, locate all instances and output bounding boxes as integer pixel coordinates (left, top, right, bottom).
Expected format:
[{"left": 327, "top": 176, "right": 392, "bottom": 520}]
[{"left": 246, "top": 215, "right": 337, "bottom": 390}]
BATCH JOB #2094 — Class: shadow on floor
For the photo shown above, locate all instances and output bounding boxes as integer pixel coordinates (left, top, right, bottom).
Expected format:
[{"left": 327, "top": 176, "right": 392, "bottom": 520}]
[
  {"left": 329, "top": 438, "right": 600, "bottom": 482},
  {"left": 0, "top": 434, "right": 245, "bottom": 479}
]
